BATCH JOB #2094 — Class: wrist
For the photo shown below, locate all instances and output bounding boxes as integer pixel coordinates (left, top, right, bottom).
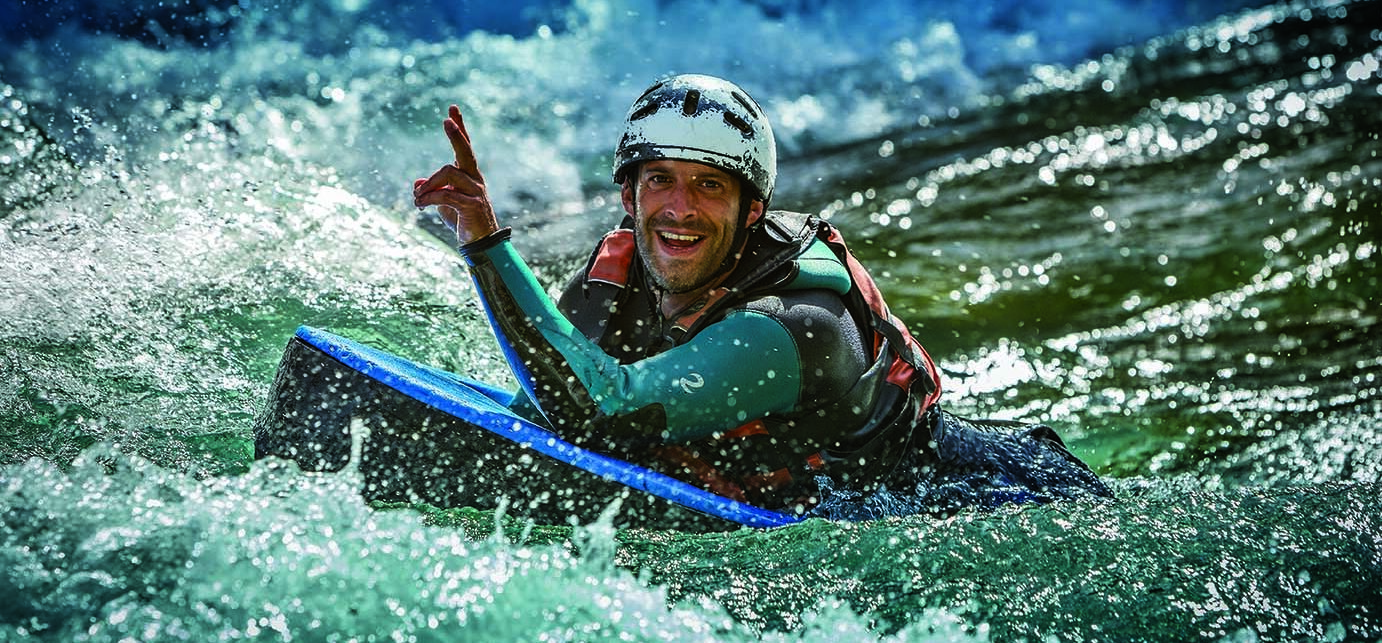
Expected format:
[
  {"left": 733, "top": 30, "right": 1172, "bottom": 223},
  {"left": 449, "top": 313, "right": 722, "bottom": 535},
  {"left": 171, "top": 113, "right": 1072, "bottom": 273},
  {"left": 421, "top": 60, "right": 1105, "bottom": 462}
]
[
  {"left": 458, "top": 227, "right": 513, "bottom": 263},
  {"left": 456, "top": 225, "right": 499, "bottom": 246}
]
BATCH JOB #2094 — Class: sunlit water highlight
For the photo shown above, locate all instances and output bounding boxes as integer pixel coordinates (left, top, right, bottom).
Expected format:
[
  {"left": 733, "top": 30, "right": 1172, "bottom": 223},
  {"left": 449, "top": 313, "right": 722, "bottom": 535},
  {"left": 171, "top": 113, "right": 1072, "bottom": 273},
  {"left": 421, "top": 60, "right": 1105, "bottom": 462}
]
[{"left": 3, "top": 0, "right": 1380, "bottom": 640}]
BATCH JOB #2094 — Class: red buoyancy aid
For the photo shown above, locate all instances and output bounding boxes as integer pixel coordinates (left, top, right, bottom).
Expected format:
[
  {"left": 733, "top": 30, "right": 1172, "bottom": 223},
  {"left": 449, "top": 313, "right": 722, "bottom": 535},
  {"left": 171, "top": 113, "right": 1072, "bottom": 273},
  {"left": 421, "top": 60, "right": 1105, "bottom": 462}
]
[{"left": 574, "top": 213, "right": 942, "bottom": 506}]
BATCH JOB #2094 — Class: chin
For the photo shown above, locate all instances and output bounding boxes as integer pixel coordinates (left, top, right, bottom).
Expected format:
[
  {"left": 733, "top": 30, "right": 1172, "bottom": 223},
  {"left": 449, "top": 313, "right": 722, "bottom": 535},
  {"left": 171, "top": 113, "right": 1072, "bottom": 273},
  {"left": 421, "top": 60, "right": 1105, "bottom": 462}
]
[{"left": 650, "top": 267, "right": 709, "bottom": 294}]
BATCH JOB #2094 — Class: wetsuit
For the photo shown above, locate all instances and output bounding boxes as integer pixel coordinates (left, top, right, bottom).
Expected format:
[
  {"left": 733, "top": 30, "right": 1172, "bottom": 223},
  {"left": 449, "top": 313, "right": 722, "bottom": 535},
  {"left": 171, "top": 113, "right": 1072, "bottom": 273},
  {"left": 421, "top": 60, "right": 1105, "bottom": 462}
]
[{"left": 460, "top": 210, "right": 938, "bottom": 510}]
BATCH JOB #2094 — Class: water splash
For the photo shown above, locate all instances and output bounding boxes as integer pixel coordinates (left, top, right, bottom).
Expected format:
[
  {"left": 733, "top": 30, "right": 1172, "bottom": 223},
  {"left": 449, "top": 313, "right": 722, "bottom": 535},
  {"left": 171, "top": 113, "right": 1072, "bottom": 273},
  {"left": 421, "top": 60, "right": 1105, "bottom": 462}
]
[{"left": 0, "top": 446, "right": 990, "bottom": 641}]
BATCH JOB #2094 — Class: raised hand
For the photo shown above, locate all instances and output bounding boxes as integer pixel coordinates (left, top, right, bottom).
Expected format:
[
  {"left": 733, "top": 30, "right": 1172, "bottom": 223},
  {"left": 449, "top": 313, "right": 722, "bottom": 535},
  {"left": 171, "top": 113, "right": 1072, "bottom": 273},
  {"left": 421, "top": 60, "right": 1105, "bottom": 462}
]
[{"left": 413, "top": 105, "right": 500, "bottom": 244}]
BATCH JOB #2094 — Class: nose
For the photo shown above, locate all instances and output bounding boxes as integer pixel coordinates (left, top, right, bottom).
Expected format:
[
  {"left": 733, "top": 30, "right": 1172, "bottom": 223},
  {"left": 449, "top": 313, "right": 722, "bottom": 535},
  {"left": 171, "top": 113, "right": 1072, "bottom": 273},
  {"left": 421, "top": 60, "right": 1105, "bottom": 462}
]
[{"left": 661, "top": 182, "right": 695, "bottom": 220}]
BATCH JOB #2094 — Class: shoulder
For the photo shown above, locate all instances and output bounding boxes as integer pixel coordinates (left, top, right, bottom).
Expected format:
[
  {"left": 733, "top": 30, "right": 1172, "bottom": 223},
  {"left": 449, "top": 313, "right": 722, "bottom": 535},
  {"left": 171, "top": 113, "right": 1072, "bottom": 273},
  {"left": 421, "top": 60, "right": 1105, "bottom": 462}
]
[
  {"left": 791, "top": 237, "right": 852, "bottom": 294},
  {"left": 741, "top": 210, "right": 853, "bottom": 295},
  {"left": 738, "top": 289, "right": 856, "bottom": 340},
  {"left": 733, "top": 290, "right": 870, "bottom": 399}
]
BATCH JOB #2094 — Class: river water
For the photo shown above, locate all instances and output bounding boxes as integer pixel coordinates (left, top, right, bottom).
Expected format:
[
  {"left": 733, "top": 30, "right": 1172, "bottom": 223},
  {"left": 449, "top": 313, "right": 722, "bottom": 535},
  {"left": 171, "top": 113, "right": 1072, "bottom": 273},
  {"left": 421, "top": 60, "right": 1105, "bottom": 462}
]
[{"left": 2, "top": 0, "right": 1379, "bottom": 640}]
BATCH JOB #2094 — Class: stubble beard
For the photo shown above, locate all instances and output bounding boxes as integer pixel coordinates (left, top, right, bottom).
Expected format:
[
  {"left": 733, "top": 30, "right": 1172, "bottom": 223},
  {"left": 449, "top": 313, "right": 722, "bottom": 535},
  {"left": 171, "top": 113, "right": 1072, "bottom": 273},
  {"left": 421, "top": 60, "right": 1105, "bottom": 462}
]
[{"left": 634, "top": 209, "right": 734, "bottom": 296}]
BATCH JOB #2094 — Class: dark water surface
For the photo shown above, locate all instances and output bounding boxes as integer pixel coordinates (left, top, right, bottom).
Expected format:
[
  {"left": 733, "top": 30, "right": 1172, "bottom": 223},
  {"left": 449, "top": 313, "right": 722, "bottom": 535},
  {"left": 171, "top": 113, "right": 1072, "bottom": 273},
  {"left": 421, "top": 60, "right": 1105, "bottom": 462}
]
[{"left": 2, "top": 0, "right": 1380, "bottom": 640}]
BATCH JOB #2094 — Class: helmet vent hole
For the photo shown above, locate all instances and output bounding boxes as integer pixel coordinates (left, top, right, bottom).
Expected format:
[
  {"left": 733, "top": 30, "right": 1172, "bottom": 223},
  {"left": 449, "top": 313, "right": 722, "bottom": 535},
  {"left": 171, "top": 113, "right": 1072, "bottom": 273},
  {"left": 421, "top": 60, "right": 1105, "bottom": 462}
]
[
  {"left": 629, "top": 102, "right": 659, "bottom": 121},
  {"left": 635, "top": 80, "right": 666, "bottom": 103},
  {"left": 682, "top": 90, "right": 701, "bottom": 116},
  {"left": 723, "top": 112, "right": 753, "bottom": 137},
  {"left": 731, "top": 92, "right": 759, "bottom": 118}
]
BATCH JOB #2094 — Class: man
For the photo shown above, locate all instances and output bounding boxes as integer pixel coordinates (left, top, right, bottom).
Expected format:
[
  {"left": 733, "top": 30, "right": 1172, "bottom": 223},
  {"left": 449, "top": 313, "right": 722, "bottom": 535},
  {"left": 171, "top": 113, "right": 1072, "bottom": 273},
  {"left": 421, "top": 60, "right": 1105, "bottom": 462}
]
[{"left": 413, "top": 75, "right": 1103, "bottom": 515}]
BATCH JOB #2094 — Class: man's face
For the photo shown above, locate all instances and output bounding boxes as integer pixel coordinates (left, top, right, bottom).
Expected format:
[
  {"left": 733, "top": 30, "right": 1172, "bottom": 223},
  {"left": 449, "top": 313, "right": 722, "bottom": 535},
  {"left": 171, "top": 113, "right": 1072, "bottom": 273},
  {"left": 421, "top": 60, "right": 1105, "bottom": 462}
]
[{"left": 622, "top": 160, "right": 764, "bottom": 295}]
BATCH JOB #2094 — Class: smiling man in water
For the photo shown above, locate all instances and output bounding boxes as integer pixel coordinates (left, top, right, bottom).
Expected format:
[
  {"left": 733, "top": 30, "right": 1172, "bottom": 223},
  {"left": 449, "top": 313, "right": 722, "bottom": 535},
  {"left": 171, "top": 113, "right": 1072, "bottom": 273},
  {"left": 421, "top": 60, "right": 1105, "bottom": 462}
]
[{"left": 413, "top": 74, "right": 1107, "bottom": 515}]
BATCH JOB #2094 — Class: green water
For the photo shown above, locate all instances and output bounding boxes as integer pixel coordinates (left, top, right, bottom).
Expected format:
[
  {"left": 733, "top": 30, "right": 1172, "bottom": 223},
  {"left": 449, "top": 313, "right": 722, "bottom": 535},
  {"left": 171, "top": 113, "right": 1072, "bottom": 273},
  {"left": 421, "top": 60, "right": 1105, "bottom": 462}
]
[{"left": 3, "top": 0, "right": 1380, "bottom": 640}]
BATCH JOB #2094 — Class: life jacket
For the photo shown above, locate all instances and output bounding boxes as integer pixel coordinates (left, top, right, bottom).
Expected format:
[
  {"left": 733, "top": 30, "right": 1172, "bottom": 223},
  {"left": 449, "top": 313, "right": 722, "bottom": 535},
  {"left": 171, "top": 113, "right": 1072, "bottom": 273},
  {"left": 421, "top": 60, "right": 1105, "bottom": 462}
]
[{"left": 565, "top": 211, "right": 942, "bottom": 508}]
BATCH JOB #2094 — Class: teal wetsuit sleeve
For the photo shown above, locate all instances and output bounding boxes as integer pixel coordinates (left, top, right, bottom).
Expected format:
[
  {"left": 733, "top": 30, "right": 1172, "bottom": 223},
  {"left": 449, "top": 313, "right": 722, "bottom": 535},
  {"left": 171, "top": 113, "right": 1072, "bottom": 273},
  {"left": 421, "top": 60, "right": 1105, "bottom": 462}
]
[
  {"left": 605, "top": 310, "right": 802, "bottom": 441},
  {"left": 462, "top": 234, "right": 802, "bottom": 443}
]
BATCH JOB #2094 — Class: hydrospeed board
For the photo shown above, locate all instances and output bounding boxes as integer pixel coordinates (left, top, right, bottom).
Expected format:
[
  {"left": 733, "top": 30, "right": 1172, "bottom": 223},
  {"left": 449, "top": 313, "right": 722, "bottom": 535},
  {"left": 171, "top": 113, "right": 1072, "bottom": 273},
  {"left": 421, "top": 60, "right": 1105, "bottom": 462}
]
[{"left": 253, "top": 326, "right": 804, "bottom": 530}]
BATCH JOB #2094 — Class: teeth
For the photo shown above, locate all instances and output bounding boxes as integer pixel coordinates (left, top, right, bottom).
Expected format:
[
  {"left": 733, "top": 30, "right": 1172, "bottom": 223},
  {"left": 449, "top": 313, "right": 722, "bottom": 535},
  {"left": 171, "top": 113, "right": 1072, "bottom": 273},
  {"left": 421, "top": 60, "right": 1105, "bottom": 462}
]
[{"left": 660, "top": 232, "right": 701, "bottom": 242}]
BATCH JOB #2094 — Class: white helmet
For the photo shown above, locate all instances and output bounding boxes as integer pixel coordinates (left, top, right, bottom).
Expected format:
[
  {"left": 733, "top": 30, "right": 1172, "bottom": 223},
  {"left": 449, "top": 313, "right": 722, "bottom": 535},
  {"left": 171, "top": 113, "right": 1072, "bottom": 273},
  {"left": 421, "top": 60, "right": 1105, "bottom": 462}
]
[{"left": 613, "top": 74, "right": 777, "bottom": 205}]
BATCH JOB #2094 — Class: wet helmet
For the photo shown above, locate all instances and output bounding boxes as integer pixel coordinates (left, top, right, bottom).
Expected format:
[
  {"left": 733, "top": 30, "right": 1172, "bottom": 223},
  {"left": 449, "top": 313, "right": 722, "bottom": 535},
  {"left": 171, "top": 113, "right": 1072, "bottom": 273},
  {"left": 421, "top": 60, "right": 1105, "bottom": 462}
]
[{"left": 613, "top": 74, "right": 777, "bottom": 206}]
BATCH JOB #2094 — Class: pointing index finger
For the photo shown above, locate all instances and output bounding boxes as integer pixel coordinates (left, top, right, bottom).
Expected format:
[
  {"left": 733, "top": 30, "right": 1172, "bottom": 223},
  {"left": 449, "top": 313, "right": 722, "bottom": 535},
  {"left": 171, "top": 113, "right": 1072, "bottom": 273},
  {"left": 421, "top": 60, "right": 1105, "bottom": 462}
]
[{"left": 446, "top": 104, "right": 481, "bottom": 175}]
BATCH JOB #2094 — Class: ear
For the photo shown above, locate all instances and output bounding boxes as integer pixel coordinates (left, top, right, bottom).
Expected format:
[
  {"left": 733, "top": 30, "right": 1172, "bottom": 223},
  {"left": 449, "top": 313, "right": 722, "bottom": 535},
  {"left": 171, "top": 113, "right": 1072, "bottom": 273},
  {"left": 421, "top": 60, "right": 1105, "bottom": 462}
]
[
  {"left": 745, "top": 199, "right": 765, "bottom": 227},
  {"left": 620, "top": 180, "right": 636, "bottom": 216}
]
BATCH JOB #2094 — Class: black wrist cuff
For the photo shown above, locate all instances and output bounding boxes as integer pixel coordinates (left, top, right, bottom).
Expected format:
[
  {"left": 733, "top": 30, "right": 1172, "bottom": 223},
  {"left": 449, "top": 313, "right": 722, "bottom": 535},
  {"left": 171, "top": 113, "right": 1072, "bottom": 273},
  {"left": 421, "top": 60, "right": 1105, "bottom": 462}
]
[{"left": 458, "top": 227, "right": 513, "bottom": 264}]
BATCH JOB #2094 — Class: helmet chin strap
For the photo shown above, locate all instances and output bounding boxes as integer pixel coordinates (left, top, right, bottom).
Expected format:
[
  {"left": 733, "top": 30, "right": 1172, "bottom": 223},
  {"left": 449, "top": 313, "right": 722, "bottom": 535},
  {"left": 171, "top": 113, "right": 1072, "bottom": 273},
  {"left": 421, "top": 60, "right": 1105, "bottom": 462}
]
[{"left": 714, "top": 196, "right": 759, "bottom": 279}]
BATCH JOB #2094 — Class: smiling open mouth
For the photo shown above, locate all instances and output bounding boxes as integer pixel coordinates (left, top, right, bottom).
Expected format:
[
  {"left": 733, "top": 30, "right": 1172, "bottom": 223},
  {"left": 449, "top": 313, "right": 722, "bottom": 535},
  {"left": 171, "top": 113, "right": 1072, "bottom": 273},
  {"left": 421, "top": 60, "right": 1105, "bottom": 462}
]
[{"left": 658, "top": 231, "right": 704, "bottom": 249}]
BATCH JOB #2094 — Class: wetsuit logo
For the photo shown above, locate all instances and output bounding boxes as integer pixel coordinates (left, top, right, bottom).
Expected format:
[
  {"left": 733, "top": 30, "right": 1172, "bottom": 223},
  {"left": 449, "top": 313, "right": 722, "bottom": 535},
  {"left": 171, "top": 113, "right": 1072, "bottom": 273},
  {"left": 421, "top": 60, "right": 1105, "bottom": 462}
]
[{"left": 677, "top": 373, "right": 705, "bottom": 394}]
